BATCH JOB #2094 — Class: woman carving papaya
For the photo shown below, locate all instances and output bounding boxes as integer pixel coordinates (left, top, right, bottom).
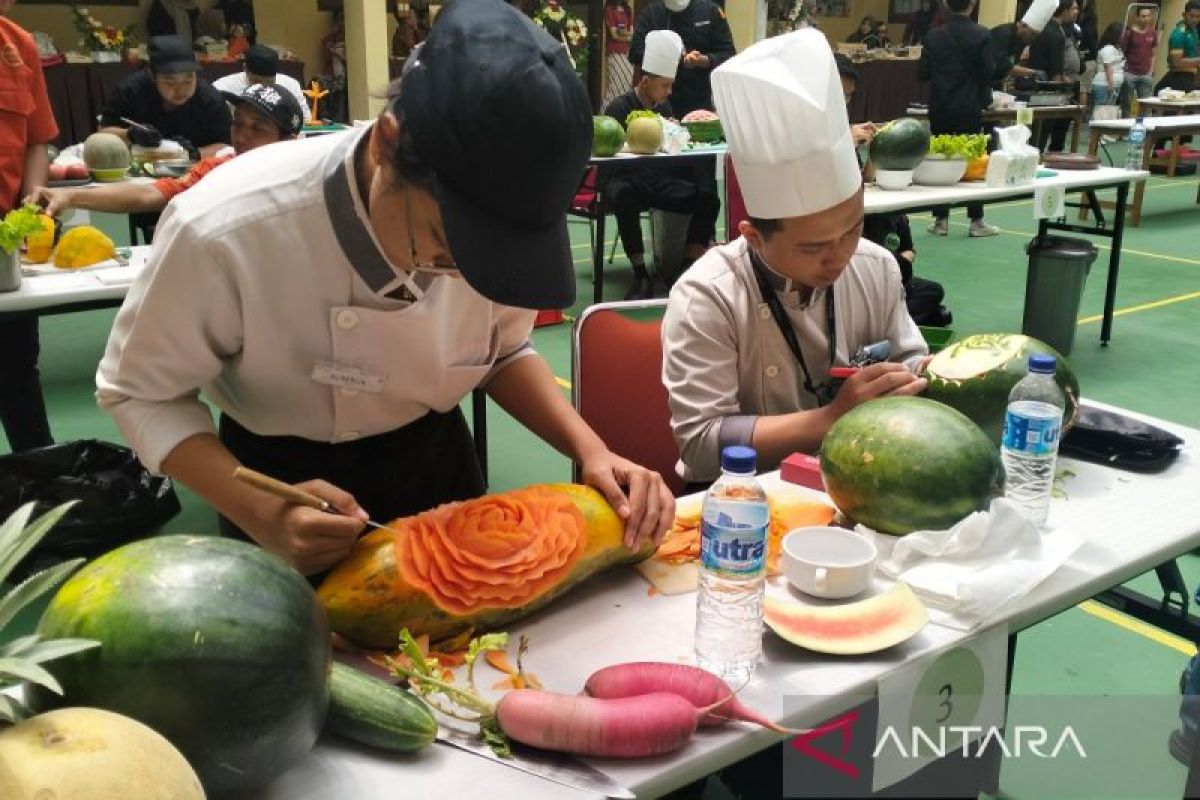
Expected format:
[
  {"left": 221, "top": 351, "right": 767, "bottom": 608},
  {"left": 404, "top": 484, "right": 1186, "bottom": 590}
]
[{"left": 96, "top": 0, "right": 675, "bottom": 576}]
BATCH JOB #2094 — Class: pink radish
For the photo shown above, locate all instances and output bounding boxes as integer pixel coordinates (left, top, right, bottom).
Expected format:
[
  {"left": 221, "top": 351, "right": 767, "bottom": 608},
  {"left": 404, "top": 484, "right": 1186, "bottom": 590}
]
[
  {"left": 496, "top": 689, "right": 711, "bottom": 758},
  {"left": 583, "top": 662, "right": 800, "bottom": 733}
]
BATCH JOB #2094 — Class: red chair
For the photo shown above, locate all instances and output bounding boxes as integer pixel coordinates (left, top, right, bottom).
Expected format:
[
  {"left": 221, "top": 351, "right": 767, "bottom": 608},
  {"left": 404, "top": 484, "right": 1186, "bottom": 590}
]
[
  {"left": 571, "top": 300, "right": 686, "bottom": 496},
  {"left": 724, "top": 156, "right": 748, "bottom": 243}
]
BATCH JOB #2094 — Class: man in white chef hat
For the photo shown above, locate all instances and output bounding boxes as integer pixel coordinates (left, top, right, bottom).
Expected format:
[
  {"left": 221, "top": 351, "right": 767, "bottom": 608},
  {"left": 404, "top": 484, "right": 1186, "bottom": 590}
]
[
  {"left": 602, "top": 28, "right": 721, "bottom": 300},
  {"left": 992, "top": 0, "right": 1058, "bottom": 82},
  {"left": 661, "top": 29, "right": 929, "bottom": 487}
]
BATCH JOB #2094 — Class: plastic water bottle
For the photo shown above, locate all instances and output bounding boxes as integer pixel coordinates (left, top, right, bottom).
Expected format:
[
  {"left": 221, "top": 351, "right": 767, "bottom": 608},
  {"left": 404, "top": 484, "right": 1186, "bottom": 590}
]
[
  {"left": 1125, "top": 117, "right": 1147, "bottom": 171},
  {"left": 695, "top": 446, "right": 768, "bottom": 684},
  {"left": 1001, "top": 355, "right": 1066, "bottom": 527}
]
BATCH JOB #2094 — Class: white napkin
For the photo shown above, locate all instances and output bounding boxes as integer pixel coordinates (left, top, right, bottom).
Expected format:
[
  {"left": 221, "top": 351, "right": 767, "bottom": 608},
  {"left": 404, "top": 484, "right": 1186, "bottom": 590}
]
[{"left": 870, "top": 499, "right": 1084, "bottom": 630}]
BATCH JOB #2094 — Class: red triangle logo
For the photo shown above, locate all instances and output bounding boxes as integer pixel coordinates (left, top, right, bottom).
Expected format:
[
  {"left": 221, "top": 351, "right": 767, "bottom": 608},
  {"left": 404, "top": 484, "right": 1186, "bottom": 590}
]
[{"left": 789, "top": 710, "right": 862, "bottom": 779}]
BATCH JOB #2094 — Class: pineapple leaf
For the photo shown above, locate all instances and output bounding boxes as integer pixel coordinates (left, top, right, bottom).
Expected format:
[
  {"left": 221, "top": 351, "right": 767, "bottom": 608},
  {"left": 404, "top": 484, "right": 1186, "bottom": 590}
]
[
  {"left": 0, "top": 634, "right": 41, "bottom": 658},
  {"left": 0, "top": 691, "right": 31, "bottom": 725},
  {"left": 0, "top": 501, "right": 78, "bottom": 586},
  {"left": 19, "top": 637, "right": 99, "bottom": 664},
  {"left": 0, "top": 657, "right": 62, "bottom": 695},
  {"left": 0, "top": 558, "right": 85, "bottom": 633}
]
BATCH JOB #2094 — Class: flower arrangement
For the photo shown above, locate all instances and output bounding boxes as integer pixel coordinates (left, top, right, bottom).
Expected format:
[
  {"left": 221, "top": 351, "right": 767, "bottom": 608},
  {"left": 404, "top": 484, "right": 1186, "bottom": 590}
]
[
  {"left": 766, "top": 0, "right": 817, "bottom": 32},
  {"left": 532, "top": 1, "right": 588, "bottom": 83},
  {"left": 72, "top": 5, "right": 136, "bottom": 54}
]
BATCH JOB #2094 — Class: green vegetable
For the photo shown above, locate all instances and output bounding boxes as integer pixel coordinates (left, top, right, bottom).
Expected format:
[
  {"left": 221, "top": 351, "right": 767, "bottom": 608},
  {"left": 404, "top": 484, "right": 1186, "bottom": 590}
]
[
  {"left": 927, "top": 134, "right": 990, "bottom": 161},
  {"left": 869, "top": 118, "right": 931, "bottom": 171},
  {"left": 625, "top": 109, "right": 660, "bottom": 129},
  {"left": 0, "top": 204, "right": 46, "bottom": 255},
  {"left": 326, "top": 661, "right": 437, "bottom": 753}
]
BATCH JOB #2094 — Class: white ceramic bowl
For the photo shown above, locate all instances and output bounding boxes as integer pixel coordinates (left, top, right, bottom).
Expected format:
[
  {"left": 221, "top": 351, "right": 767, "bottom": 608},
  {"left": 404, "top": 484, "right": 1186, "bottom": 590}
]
[
  {"left": 874, "top": 168, "right": 914, "bottom": 191},
  {"left": 781, "top": 526, "right": 877, "bottom": 599},
  {"left": 913, "top": 157, "right": 968, "bottom": 186}
]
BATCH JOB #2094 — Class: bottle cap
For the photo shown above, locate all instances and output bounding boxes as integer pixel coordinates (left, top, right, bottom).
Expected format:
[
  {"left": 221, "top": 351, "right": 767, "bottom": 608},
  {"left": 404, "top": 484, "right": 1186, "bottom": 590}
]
[
  {"left": 1028, "top": 353, "right": 1056, "bottom": 374},
  {"left": 720, "top": 445, "right": 757, "bottom": 474}
]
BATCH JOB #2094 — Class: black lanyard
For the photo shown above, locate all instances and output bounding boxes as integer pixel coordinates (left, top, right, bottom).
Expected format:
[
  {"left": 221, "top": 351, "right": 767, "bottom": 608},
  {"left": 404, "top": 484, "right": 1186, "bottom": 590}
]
[{"left": 747, "top": 248, "right": 837, "bottom": 406}]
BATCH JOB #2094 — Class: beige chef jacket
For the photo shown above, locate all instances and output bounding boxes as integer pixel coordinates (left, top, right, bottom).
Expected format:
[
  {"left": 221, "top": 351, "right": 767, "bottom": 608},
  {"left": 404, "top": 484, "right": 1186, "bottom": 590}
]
[
  {"left": 662, "top": 236, "right": 928, "bottom": 482},
  {"left": 96, "top": 125, "right": 536, "bottom": 473}
]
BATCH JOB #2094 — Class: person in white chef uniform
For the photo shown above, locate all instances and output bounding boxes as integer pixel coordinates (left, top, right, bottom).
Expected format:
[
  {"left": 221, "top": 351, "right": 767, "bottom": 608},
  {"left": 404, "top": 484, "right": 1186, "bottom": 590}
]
[{"left": 661, "top": 29, "right": 930, "bottom": 489}]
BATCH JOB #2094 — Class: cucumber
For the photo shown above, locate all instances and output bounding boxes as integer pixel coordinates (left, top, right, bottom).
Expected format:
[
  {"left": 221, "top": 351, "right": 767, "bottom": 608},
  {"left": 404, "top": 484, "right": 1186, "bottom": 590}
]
[{"left": 326, "top": 661, "right": 438, "bottom": 752}]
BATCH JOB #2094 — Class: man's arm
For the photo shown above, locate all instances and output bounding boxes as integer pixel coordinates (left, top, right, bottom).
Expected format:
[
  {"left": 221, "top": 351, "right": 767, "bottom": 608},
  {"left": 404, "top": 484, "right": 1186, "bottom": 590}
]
[
  {"left": 28, "top": 181, "right": 168, "bottom": 217},
  {"left": 1168, "top": 28, "right": 1200, "bottom": 70},
  {"left": 20, "top": 145, "right": 49, "bottom": 201}
]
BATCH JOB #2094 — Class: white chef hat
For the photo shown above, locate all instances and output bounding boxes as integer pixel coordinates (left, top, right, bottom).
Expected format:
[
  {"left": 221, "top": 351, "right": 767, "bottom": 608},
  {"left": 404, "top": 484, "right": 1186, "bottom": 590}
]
[
  {"left": 642, "top": 29, "right": 684, "bottom": 79},
  {"left": 1021, "top": 0, "right": 1057, "bottom": 32},
  {"left": 712, "top": 29, "right": 860, "bottom": 220}
]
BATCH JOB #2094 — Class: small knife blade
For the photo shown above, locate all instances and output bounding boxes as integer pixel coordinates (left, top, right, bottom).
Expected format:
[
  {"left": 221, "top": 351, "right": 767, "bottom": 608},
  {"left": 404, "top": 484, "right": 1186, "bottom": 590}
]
[{"left": 436, "top": 729, "right": 635, "bottom": 799}]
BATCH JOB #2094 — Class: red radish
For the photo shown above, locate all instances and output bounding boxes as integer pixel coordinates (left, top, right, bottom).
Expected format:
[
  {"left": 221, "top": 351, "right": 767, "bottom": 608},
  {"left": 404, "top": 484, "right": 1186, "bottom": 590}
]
[
  {"left": 496, "top": 689, "right": 709, "bottom": 758},
  {"left": 583, "top": 662, "right": 802, "bottom": 734}
]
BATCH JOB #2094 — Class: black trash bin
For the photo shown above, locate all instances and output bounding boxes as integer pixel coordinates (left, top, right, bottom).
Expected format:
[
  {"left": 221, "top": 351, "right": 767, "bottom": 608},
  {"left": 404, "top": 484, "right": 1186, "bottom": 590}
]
[{"left": 1023, "top": 235, "right": 1098, "bottom": 356}]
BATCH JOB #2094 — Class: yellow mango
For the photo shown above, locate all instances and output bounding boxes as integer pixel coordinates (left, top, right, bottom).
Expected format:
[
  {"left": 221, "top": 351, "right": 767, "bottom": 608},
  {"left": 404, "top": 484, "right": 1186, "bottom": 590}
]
[{"left": 53, "top": 226, "right": 116, "bottom": 270}]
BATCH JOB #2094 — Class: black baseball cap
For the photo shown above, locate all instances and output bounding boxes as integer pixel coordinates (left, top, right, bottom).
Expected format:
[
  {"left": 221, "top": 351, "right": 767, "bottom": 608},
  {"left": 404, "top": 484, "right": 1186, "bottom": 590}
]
[
  {"left": 397, "top": 0, "right": 592, "bottom": 310},
  {"left": 244, "top": 44, "right": 279, "bottom": 76},
  {"left": 149, "top": 35, "right": 199, "bottom": 74},
  {"left": 222, "top": 83, "right": 304, "bottom": 137}
]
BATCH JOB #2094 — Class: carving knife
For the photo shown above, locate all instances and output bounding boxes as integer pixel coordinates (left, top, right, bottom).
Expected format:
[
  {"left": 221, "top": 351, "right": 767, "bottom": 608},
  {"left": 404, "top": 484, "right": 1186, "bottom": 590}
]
[{"left": 435, "top": 728, "right": 635, "bottom": 799}]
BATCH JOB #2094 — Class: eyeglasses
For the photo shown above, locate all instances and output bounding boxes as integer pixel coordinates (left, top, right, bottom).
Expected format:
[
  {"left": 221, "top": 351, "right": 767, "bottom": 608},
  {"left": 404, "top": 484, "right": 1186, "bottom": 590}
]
[{"left": 404, "top": 184, "right": 458, "bottom": 276}]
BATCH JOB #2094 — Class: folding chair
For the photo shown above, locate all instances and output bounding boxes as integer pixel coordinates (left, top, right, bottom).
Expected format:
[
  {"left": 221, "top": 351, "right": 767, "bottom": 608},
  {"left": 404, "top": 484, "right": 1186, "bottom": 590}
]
[
  {"left": 567, "top": 168, "right": 656, "bottom": 303},
  {"left": 571, "top": 300, "right": 686, "bottom": 496}
]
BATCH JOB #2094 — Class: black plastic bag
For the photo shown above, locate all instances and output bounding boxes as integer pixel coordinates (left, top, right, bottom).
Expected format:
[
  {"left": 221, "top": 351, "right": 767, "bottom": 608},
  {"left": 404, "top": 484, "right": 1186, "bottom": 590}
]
[
  {"left": 0, "top": 440, "right": 180, "bottom": 580},
  {"left": 1061, "top": 406, "right": 1185, "bottom": 474}
]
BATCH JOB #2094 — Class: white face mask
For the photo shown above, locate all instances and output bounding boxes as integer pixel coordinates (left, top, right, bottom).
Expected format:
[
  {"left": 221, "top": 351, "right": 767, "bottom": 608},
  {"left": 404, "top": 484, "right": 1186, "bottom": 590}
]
[{"left": 664, "top": 0, "right": 691, "bottom": 12}]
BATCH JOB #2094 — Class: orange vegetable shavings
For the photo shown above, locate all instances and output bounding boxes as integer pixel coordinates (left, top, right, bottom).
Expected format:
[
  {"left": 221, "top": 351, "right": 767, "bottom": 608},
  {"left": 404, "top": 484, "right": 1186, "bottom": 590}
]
[
  {"left": 656, "top": 495, "right": 835, "bottom": 574},
  {"left": 365, "top": 630, "right": 475, "bottom": 682},
  {"left": 393, "top": 487, "right": 588, "bottom": 615},
  {"left": 483, "top": 644, "right": 542, "bottom": 690}
]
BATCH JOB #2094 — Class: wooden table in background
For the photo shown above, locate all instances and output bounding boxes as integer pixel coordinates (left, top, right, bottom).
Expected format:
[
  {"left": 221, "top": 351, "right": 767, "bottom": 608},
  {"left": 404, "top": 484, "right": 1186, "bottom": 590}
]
[
  {"left": 42, "top": 59, "right": 306, "bottom": 148},
  {"left": 1085, "top": 114, "right": 1200, "bottom": 225}
]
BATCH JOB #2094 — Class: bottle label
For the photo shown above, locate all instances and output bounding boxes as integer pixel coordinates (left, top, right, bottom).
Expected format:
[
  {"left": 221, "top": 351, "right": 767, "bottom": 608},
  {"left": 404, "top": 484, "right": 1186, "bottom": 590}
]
[
  {"left": 1002, "top": 408, "right": 1062, "bottom": 455},
  {"left": 700, "top": 510, "right": 768, "bottom": 576}
]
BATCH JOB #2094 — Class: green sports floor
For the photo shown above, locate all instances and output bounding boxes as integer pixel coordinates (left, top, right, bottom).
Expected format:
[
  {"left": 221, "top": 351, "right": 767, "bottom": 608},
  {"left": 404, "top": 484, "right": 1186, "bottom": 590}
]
[{"left": 3, "top": 162, "right": 1198, "bottom": 797}]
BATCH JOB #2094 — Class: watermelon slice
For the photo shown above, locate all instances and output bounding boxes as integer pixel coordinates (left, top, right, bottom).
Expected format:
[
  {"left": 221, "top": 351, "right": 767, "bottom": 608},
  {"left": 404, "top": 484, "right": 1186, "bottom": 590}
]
[{"left": 764, "top": 582, "right": 928, "bottom": 655}]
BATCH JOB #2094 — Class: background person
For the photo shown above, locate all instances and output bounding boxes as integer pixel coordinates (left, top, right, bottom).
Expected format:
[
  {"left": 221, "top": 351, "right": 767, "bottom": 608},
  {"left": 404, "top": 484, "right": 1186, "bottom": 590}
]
[
  {"left": 602, "top": 30, "right": 720, "bottom": 300},
  {"left": 1120, "top": 6, "right": 1159, "bottom": 114},
  {"left": 1161, "top": 0, "right": 1200, "bottom": 92},
  {"left": 919, "top": 0, "right": 998, "bottom": 238},
  {"left": 29, "top": 84, "right": 303, "bottom": 218},
  {"left": 0, "top": 0, "right": 57, "bottom": 454},
  {"left": 212, "top": 43, "right": 310, "bottom": 123},
  {"left": 603, "top": 0, "right": 635, "bottom": 106},
  {"left": 992, "top": 0, "right": 1057, "bottom": 85},
  {"left": 628, "top": 0, "right": 735, "bottom": 118},
  {"left": 98, "top": 35, "right": 232, "bottom": 159},
  {"left": 1092, "top": 22, "right": 1126, "bottom": 109}
]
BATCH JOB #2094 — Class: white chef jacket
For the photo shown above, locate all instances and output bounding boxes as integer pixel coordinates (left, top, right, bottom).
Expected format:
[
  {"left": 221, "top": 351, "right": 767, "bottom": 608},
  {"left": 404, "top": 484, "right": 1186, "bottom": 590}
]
[
  {"left": 96, "top": 125, "right": 537, "bottom": 473},
  {"left": 662, "top": 236, "right": 928, "bottom": 482},
  {"left": 212, "top": 70, "right": 312, "bottom": 122}
]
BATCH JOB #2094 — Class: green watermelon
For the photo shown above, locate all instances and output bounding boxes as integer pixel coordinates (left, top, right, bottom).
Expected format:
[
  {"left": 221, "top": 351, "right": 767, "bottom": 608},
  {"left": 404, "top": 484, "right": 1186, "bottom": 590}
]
[
  {"left": 869, "top": 117, "right": 931, "bottom": 171},
  {"left": 32, "top": 536, "right": 331, "bottom": 796},
  {"left": 820, "top": 396, "right": 1004, "bottom": 535},
  {"left": 592, "top": 115, "right": 625, "bottom": 157},
  {"left": 924, "top": 333, "right": 1080, "bottom": 444}
]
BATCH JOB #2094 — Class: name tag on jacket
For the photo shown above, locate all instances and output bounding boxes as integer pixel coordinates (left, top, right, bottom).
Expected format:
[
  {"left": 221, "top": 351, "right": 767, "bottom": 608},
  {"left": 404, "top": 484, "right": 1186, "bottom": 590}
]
[{"left": 311, "top": 361, "right": 386, "bottom": 394}]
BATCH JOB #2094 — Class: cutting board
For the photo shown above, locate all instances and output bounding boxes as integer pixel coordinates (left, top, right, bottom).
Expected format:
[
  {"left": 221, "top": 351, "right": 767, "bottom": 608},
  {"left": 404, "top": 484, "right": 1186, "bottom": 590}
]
[{"left": 636, "top": 559, "right": 698, "bottom": 595}]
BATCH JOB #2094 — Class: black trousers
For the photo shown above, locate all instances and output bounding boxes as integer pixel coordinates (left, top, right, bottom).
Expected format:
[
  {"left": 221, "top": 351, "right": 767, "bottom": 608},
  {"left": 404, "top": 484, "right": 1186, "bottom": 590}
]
[
  {"left": 1037, "top": 118, "right": 1072, "bottom": 153},
  {"left": 933, "top": 203, "right": 984, "bottom": 222},
  {"left": 217, "top": 408, "right": 485, "bottom": 543},
  {"left": 0, "top": 317, "right": 53, "bottom": 452},
  {"left": 607, "top": 175, "right": 721, "bottom": 258}
]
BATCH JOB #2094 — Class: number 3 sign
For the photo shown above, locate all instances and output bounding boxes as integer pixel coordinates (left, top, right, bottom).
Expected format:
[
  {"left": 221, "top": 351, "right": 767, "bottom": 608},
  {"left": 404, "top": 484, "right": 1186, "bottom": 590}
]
[{"left": 872, "top": 625, "right": 1009, "bottom": 791}]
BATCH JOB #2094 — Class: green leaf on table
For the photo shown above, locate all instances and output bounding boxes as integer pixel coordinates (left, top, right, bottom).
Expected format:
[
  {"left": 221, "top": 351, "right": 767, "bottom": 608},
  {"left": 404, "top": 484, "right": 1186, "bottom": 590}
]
[{"left": 0, "top": 204, "right": 47, "bottom": 255}]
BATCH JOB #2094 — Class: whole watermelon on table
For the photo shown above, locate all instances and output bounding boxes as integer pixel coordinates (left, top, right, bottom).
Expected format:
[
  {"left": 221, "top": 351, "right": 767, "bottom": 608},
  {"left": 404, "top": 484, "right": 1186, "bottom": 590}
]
[
  {"left": 820, "top": 396, "right": 1005, "bottom": 536},
  {"left": 592, "top": 115, "right": 625, "bottom": 157},
  {"left": 869, "top": 117, "right": 931, "bottom": 171},
  {"left": 924, "top": 333, "right": 1080, "bottom": 444},
  {"left": 31, "top": 535, "right": 331, "bottom": 796}
]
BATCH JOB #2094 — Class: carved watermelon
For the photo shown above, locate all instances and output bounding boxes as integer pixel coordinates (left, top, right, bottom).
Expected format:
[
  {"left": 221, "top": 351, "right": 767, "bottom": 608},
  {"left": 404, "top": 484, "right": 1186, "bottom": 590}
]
[
  {"left": 764, "top": 582, "right": 928, "bottom": 655},
  {"left": 924, "top": 333, "right": 1080, "bottom": 444}
]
